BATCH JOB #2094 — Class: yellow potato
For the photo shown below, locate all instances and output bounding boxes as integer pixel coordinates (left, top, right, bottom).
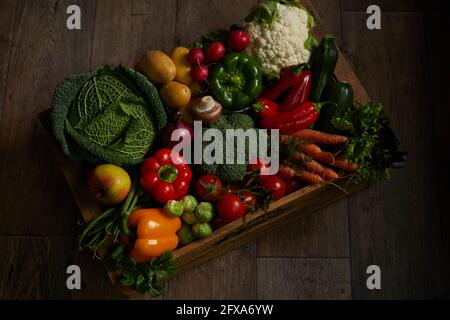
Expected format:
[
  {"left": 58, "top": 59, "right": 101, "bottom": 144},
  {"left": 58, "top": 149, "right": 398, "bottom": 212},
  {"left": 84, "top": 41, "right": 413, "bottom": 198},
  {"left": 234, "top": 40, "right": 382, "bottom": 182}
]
[
  {"left": 160, "top": 81, "right": 191, "bottom": 110},
  {"left": 136, "top": 51, "right": 176, "bottom": 84},
  {"left": 170, "top": 47, "right": 193, "bottom": 86}
]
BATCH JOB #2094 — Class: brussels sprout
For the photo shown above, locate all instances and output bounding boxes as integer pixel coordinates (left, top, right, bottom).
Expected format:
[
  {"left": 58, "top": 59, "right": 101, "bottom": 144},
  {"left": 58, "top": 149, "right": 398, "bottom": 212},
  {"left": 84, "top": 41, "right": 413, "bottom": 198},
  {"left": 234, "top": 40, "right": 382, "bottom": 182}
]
[
  {"left": 194, "top": 202, "right": 215, "bottom": 223},
  {"left": 177, "top": 224, "right": 195, "bottom": 245},
  {"left": 182, "top": 211, "right": 198, "bottom": 225},
  {"left": 180, "top": 195, "right": 198, "bottom": 213},
  {"left": 192, "top": 222, "right": 213, "bottom": 239},
  {"left": 164, "top": 200, "right": 184, "bottom": 217}
]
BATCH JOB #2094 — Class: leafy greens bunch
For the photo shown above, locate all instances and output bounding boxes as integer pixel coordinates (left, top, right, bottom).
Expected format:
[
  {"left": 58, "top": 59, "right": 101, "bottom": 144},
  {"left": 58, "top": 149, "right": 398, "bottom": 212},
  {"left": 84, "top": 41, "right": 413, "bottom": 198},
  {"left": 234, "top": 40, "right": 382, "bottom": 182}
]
[
  {"left": 332, "top": 101, "right": 394, "bottom": 184},
  {"left": 50, "top": 65, "right": 167, "bottom": 167},
  {"left": 111, "top": 245, "right": 176, "bottom": 297}
]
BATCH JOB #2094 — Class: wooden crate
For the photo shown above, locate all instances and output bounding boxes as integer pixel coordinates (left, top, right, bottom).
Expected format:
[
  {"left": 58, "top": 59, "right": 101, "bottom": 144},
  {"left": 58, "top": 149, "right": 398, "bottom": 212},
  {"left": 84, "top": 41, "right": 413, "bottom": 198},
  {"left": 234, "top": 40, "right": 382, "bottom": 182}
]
[{"left": 39, "top": 0, "right": 370, "bottom": 299}]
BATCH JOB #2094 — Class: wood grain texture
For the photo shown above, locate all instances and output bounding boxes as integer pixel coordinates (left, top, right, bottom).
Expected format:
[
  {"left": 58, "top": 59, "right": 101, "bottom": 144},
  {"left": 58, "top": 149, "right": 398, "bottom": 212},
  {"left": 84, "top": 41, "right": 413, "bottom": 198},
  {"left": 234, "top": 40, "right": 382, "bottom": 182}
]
[
  {"left": 0, "top": 0, "right": 17, "bottom": 117},
  {"left": 0, "top": 0, "right": 95, "bottom": 235},
  {"left": 342, "top": 12, "right": 447, "bottom": 299},
  {"left": 341, "top": 0, "right": 420, "bottom": 11},
  {"left": 310, "top": 0, "right": 342, "bottom": 45},
  {"left": 91, "top": 0, "right": 177, "bottom": 68},
  {"left": 166, "top": 242, "right": 257, "bottom": 300},
  {"left": 0, "top": 236, "right": 73, "bottom": 299},
  {"left": 174, "top": 0, "right": 255, "bottom": 46},
  {"left": 423, "top": 6, "right": 450, "bottom": 299},
  {"left": 258, "top": 200, "right": 350, "bottom": 258},
  {"left": 69, "top": 250, "right": 127, "bottom": 300},
  {"left": 257, "top": 258, "right": 351, "bottom": 300}
]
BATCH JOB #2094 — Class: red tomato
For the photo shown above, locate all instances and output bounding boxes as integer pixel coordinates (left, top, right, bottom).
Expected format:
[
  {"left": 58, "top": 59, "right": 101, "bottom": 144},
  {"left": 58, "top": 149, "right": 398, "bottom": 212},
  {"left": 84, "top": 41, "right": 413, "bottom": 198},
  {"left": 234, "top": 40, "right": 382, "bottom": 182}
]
[
  {"left": 227, "top": 30, "right": 250, "bottom": 52},
  {"left": 247, "top": 158, "right": 272, "bottom": 181},
  {"left": 284, "top": 178, "right": 300, "bottom": 195},
  {"left": 195, "top": 175, "right": 223, "bottom": 202},
  {"left": 240, "top": 191, "right": 257, "bottom": 213},
  {"left": 216, "top": 194, "right": 246, "bottom": 222},
  {"left": 204, "top": 41, "right": 226, "bottom": 62},
  {"left": 261, "top": 176, "right": 286, "bottom": 201}
]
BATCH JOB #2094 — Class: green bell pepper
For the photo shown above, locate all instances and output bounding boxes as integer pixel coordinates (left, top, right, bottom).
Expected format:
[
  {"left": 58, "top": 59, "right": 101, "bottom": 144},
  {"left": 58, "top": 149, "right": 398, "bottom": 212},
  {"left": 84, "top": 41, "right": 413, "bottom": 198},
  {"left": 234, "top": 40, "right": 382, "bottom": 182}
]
[{"left": 210, "top": 53, "right": 263, "bottom": 112}]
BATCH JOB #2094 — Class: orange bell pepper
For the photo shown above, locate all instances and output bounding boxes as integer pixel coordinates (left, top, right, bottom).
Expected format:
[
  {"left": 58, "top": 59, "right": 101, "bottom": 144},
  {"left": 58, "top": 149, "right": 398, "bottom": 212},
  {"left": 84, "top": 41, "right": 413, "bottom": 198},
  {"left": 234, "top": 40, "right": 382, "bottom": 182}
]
[{"left": 127, "top": 208, "right": 181, "bottom": 263}]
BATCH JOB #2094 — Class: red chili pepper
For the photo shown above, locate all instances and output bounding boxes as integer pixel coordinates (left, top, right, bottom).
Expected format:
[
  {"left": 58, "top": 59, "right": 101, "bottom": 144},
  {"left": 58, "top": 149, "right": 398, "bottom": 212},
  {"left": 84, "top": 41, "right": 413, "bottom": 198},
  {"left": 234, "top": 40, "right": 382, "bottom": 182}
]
[
  {"left": 252, "top": 98, "right": 280, "bottom": 119},
  {"left": 260, "top": 102, "right": 325, "bottom": 135},
  {"left": 262, "top": 65, "right": 308, "bottom": 101},
  {"left": 280, "top": 70, "right": 312, "bottom": 112}
]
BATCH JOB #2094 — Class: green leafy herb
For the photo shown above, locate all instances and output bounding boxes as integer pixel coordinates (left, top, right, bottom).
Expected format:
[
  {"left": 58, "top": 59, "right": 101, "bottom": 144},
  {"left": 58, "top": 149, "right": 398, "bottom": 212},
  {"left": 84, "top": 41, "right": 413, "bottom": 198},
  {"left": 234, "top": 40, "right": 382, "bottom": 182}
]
[
  {"left": 332, "top": 101, "right": 390, "bottom": 184},
  {"left": 111, "top": 245, "right": 177, "bottom": 297}
]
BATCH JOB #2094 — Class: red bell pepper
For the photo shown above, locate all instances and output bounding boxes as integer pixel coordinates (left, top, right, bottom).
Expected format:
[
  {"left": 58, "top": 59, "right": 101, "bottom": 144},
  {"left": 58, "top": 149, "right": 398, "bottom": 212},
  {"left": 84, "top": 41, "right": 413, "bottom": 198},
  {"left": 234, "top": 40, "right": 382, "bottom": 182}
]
[
  {"left": 140, "top": 149, "right": 192, "bottom": 204},
  {"left": 260, "top": 102, "right": 326, "bottom": 135},
  {"left": 280, "top": 70, "right": 312, "bottom": 112},
  {"left": 252, "top": 98, "right": 280, "bottom": 119},
  {"left": 262, "top": 65, "right": 308, "bottom": 101}
]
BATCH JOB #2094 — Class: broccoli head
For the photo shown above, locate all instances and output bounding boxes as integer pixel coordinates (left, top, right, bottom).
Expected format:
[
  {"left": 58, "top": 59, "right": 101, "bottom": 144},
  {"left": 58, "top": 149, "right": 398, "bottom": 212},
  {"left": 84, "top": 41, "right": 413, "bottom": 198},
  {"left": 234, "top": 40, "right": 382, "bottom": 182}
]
[{"left": 195, "top": 114, "right": 257, "bottom": 183}]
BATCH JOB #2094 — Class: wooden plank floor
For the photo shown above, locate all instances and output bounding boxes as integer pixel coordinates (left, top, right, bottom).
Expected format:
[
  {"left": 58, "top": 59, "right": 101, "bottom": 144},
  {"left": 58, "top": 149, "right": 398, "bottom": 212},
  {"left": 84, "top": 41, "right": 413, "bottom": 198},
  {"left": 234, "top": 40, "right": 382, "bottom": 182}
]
[{"left": 0, "top": 0, "right": 448, "bottom": 300}]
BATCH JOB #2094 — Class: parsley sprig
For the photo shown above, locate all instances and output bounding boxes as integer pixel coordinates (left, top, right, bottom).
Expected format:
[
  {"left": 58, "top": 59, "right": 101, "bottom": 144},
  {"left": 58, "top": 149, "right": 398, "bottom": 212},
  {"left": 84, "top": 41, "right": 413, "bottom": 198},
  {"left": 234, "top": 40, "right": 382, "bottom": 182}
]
[{"left": 111, "top": 245, "right": 177, "bottom": 297}]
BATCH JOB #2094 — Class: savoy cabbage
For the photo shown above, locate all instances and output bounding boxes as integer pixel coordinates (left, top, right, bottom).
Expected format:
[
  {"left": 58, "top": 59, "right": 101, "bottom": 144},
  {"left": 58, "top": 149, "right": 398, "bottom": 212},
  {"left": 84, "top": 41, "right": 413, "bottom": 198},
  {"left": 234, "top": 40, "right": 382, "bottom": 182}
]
[{"left": 50, "top": 65, "right": 167, "bottom": 166}]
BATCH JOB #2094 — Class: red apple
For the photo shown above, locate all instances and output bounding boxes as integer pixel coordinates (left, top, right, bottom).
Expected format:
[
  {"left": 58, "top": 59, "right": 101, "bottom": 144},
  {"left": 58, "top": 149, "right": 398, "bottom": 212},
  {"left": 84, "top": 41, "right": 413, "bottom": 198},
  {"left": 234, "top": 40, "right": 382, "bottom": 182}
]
[{"left": 88, "top": 164, "right": 131, "bottom": 206}]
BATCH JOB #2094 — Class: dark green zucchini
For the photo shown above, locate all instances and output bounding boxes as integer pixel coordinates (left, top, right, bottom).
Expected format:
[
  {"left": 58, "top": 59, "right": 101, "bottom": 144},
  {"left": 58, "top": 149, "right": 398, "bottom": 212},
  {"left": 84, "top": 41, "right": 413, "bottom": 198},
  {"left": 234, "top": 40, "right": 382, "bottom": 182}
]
[
  {"left": 309, "top": 34, "right": 339, "bottom": 102},
  {"left": 314, "top": 81, "right": 354, "bottom": 133}
]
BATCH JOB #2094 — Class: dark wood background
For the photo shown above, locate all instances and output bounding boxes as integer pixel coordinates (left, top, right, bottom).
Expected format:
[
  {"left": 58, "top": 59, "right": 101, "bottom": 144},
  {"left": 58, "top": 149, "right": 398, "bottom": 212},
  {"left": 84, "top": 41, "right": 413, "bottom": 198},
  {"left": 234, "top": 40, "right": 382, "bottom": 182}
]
[{"left": 0, "top": 0, "right": 448, "bottom": 299}]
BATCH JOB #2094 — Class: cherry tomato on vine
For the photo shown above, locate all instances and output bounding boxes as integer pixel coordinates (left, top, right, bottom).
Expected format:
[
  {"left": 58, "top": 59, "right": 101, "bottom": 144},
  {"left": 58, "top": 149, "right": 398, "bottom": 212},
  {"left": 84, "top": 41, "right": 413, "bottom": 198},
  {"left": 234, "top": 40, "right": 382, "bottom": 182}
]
[
  {"left": 216, "top": 194, "right": 246, "bottom": 223},
  {"left": 240, "top": 191, "right": 257, "bottom": 213},
  {"left": 261, "top": 176, "right": 286, "bottom": 201},
  {"left": 247, "top": 158, "right": 272, "bottom": 181},
  {"left": 195, "top": 175, "right": 223, "bottom": 202}
]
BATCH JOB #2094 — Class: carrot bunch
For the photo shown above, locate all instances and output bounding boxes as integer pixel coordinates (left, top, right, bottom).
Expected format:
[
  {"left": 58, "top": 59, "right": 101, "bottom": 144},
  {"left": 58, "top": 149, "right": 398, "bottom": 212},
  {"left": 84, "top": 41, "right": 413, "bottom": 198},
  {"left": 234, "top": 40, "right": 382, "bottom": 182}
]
[{"left": 280, "top": 129, "right": 358, "bottom": 185}]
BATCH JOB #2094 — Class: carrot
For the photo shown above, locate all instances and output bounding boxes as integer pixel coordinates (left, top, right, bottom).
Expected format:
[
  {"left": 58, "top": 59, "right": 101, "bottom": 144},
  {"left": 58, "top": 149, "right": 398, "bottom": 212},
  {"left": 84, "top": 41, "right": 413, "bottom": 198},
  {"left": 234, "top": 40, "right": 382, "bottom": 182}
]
[
  {"left": 322, "top": 167, "right": 339, "bottom": 181},
  {"left": 278, "top": 166, "right": 296, "bottom": 179},
  {"left": 291, "top": 129, "right": 349, "bottom": 145},
  {"left": 301, "top": 146, "right": 358, "bottom": 172},
  {"left": 289, "top": 152, "right": 325, "bottom": 174},
  {"left": 279, "top": 163, "right": 326, "bottom": 185},
  {"left": 298, "top": 143, "right": 323, "bottom": 155},
  {"left": 333, "top": 159, "right": 358, "bottom": 172},
  {"left": 297, "top": 171, "right": 324, "bottom": 185}
]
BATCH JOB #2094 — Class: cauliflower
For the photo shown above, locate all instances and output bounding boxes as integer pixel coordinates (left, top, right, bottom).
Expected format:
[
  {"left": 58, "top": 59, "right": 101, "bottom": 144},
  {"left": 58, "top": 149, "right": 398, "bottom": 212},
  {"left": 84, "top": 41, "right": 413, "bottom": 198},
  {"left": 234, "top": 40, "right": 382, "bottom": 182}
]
[{"left": 244, "top": 2, "right": 315, "bottom": 79}]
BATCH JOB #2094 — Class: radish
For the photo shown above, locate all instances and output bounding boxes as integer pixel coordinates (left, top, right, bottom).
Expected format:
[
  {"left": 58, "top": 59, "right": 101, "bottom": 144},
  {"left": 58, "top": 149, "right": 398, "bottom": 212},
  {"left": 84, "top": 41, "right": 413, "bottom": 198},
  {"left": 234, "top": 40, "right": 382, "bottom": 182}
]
[
  {"left": 227, "top": 30, "right": 250, "bottom": 52},
  {"left": 204, "top": 41, "right": 225, "bottom": 62},
  {"left": 191, "top": 65, "right": 209, "bottom": 83},
  {"left": 187, "top": 48, "right": 204, "bottom": 65}
]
